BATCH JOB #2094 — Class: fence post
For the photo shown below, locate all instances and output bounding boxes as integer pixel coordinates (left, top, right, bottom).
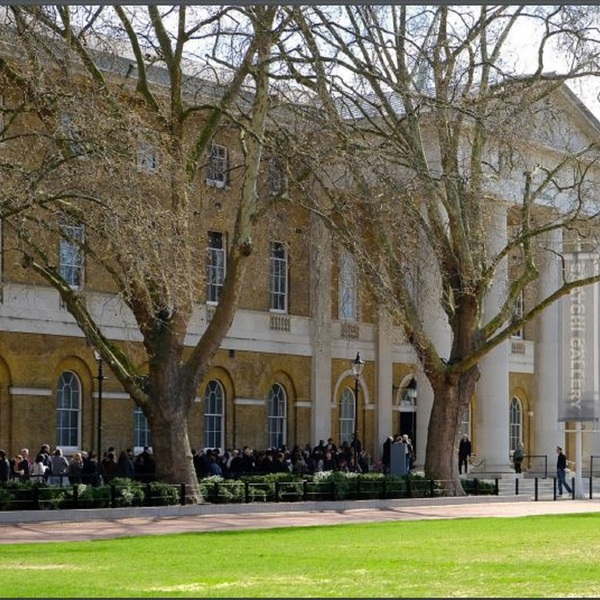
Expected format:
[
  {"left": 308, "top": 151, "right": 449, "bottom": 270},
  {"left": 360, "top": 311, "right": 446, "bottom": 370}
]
[
  {"left": 515, "top": 477, "right": 519, "bottom": 495},
  {"left": 331, "top": 479, "right": 336, "bottom": 501},
  {"left": 552, "top": 477, "right": 556, "bottom": 501},
  {"left": 214, "top": 482, "right": 219, "bottom": 504},
  {"left": 33, "top": 485, "right": 40, "bottom": 510},
  {"left": 110, "top": 484, "right": 117, "bottom": 508},
  {"left": 406, "top": 475, "right": 412, "bottom": 498},
  {"left": 145, "top": 482, "right": 151, "bottom": 506},
  {"left": 429, "top": 478, "right": 434, "bottom": 498},
  {"left": 275, "top": 481, "right": 280, "bottom": 502},
  {"left": 590, "top": 477, "right": 593, "bottom": 500},
  {"left": 383, "top": 477, "right": 387, "bottom": 499},
  {"left": 303, "top": 480, "right": 308, "bottom": 502},
  {"left": 245, "top": 481, "right": 250, "bottom": 504},
  {"left": 179, "top": 483, "right": 186, "bottom": 506},
  {"left": 73, "top": 484, "right": 79, "bottom": 508},
  {"left": 494, "top": 478, "right": 499, "bottom": 496},
  {"left": 356, "top": 478, "right": 360, "bottom": 500},
  {"left": 473, "top": 478, "right": 479, "bottom": 496}
]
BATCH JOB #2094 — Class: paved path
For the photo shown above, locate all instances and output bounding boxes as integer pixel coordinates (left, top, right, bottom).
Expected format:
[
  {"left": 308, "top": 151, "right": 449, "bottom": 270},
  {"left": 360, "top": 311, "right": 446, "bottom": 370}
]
[{"left": 2, "top": 496, "right": 600, "bottom": 545}]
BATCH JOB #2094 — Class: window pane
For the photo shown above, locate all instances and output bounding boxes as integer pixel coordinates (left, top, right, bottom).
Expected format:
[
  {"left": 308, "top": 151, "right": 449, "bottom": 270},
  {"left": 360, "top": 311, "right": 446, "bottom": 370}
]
[
  {"left": 134, "top": 406, "right": 152, "bottom": 448},
  {"left": 206, "top": 231, "right": 226, "bottom": 303},
  {"left": 207, "top": 144, "right": 228, "bottom": 185},
  {"left": 268, "top": 384, "right": 286, "bottom": 449},
  {"left": 204, "top": 380, "right": 224, "bottom": 449},
  {"left": 56, "top": 371, "right": 80, "bottom": 448},
  {"left": 340, "top": 252, "right": 357, "bottom": 321},
  {"left": 340, "top": 388, "right": 355, "bottom": 445},
  {"left": 269, "top": 242, "right": 288, "bottom": 312},
  {"left": 59, "top": 224, "right": 84, "bottom": 288}
]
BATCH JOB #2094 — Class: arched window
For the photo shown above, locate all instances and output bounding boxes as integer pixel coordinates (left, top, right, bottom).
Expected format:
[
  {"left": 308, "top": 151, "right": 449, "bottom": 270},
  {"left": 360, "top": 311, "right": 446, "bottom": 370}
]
[
  {"left": 204, "top": 380, "right": 225, "bottom": 450},
  {"left": 268, "top": 384, "right": 287, "bottom": 449},
  {"left": 509, "top": 397, "right": 523, "bottom": 452},
  {"left": 56, "top": 371, "right": 81, "bottom": 449},
  {"left": 134, "top": 405, "right": 152, "bottom": 450},
  {"left": 340, "top": 387, "right": 355, "bottom": 445}
]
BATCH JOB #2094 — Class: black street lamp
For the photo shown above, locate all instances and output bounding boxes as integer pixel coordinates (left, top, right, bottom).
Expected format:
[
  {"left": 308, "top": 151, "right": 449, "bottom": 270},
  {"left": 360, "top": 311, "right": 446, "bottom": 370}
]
[
  {"left": 351, "top": 352, "right": 365, "bottom": 471},
  {"left": 93, "top": 349, "right": 107, "bottom": 460}
]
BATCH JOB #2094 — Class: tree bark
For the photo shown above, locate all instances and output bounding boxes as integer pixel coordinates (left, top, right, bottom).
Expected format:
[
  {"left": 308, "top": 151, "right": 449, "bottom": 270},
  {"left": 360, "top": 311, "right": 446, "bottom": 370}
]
[
  {"left": 425, "top": 369, "right": 479, "bottom": 496},
  {"left": 150, "top": 401, "right": 201, "bottom": 503}
]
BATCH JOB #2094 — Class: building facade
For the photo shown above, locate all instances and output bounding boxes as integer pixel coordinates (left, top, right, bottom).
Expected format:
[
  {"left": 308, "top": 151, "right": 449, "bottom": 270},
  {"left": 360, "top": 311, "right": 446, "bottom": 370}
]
[{"left": 1, "top": 42, "right": 600, "bottom": 478}]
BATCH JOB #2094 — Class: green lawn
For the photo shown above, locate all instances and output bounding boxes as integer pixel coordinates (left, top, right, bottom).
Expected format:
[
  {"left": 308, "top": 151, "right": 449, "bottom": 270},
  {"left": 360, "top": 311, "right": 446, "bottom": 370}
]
[{"left": 1, "top": 514, "right": 598, "bottom": 598}]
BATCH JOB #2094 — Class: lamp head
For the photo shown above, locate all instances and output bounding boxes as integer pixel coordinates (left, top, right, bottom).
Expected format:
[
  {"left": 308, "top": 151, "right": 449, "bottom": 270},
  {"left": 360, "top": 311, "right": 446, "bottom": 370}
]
[{"left": 351, "top": 352, "right": 365, "bottom": 378}]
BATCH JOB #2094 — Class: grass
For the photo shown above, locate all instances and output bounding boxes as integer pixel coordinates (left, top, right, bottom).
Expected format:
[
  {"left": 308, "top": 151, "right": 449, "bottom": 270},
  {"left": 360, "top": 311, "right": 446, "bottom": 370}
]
[{"left": 1, "top": 513, "right": 599, "bottom": 597}]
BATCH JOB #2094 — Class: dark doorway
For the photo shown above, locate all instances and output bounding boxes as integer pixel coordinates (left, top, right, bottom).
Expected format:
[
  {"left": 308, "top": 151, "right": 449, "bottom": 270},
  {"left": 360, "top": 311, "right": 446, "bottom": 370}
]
[{"left": 400, "top": 412, "right": 417, "bottom": 457}]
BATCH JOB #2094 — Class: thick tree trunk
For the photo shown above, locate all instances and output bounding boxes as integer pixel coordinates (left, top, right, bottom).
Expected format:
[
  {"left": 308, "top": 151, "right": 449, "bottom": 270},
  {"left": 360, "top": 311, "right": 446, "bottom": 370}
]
[
  {"left": 424, "top": 370, "right": 478, "bottom": 496},
  {"left": 151, "top": 404, "right": 202, "bottom": 504}
]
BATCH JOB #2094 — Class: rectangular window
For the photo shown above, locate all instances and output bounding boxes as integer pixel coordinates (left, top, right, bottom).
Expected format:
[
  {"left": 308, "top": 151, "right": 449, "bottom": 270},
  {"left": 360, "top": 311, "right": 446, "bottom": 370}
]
[
  {"left": 59, "top": 223, "right": 84, "bottom": 289},
  {"left": 511, "top": 291, "right": 524, "bottom": 339},
  {"left": 206, "top": 231, "right": 226, "bottom": 304},
  {"left": 268, "top": 156, "right": 285, "bottom": 196},
  {"left": 134, "top": 406, "right": 152, "bottom": 449},
  {"left": 206, "top": 143, "right": 228, "bottom": 187},
  {"left": 137, "top": 132, "right": 159, "bottom": 172},
  {"left": 59, "top": 112, "right": 85, "bottom": 158},
  {"left": 339, "top": 252, "right": 358, "bottom": 321},
  {"left": 269, "top": 241, "right": 288, "bottom": 312}
]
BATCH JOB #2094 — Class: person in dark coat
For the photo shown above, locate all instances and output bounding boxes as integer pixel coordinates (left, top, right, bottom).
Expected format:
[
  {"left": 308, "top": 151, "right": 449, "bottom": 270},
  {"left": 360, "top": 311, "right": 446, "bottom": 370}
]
[
  {"left": 382, "top": 436, "right": 393, "bottom": 474},
  {"left": 458, "top": 433, "right": 471, "bottom": 475},
  {"left": 458, "top": 434, "right": 472, "bottom": 474}
]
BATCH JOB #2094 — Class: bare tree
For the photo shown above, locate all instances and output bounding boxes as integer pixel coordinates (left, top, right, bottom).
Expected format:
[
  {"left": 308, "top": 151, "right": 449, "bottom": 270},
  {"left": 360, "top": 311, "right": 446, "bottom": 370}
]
[
  {"left": 0, "top": 5, "right": 284, "bottom": 500},
  {"left": 279, "top": 5, "right": 600, "bottom": 493}
]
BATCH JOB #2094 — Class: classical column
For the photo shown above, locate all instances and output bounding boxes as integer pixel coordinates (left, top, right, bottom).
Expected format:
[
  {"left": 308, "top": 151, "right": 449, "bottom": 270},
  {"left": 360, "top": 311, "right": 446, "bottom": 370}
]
[
  {"left": 415, "top": 231, "right": 451, "bottom": 469},
  {"left": 309, "top": 215, "right": 333, "bottom": 445},
  {"left": 535, "top": 228, "right": 563, "bottom": 466},
  {"left": 376, "top": 308, "right": 394, "bottom": 454},
  {"left": 473, "top": 203, "right": 511, "bottom": 474}
]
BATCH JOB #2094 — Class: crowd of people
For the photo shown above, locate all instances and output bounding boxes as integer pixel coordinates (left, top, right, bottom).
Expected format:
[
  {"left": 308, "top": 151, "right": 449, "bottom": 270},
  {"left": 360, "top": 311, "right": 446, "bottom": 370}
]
[
  {"left": 0, "top": 444, "right": 156, "bottom": 486},
  {"left": 0, "top": 432, "right": 418, "bottom": 487},
  {"left": 191, "top": 435, "right": 374, "bottom": 479}
]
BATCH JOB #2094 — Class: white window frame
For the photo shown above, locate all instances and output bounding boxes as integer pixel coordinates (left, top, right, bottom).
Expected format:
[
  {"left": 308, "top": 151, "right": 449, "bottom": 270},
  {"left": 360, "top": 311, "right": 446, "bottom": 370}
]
[
  {"left": 511, "top": 290, "right": 524, "bottom": 339},
  {"left": 137, "top": 131, "right": 159, "bottom": 173},
  {"left": 268, "top": 383, "right": 287, "bottom": 449},
  {"left": 340, "top": 387, "right": 355, "bottom": 445},
  {"left": 269, "top": 241, "right": 288, "bottom": 313},
  {"left": 459, "top": 404, "right": 472, "bottom": 440},
  {"left": 59, "top": 112, "right": 85, "bottom": 158},
  {"left": 509, "top": 397, "right": 523, "bottom": 453},
  {"left": 204, "top": 380, "right": 225, "bottom": 450},
  {"left": 206, "top": 143, "right": 228, "bottom": 188},
  {"left": 206, "top": 231, "right": 226, "bottom": 305},
  {"left": 339, "top": 252, "right": 358, "bottom": 321},
  {"left": 59, "top": 223, "right": 84, "bottom": 289},
  {"left": 56, "top": 371, "right": 81, "bottom": 452},
  {"left": 134, "top": 405, "right": 152, "bottom": 451}
]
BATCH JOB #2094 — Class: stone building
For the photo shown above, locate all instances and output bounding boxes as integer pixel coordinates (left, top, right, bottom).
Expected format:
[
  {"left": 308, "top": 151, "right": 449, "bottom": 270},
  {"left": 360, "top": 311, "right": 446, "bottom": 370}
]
[{"left": 1, "top": 36, "right": 600, "bottom": 480}]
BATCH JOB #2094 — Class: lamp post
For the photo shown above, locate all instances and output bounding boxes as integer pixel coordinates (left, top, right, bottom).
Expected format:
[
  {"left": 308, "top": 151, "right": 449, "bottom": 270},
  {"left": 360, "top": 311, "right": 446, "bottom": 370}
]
[
  {"left": 405, "top": 378, "right": 418, "bottom": 468},
  {"left": 93, "top": 349, "right": 106, "bottom": 460},
  {"left": 351, "top": 352, "right": 365, "bottom": 471}
]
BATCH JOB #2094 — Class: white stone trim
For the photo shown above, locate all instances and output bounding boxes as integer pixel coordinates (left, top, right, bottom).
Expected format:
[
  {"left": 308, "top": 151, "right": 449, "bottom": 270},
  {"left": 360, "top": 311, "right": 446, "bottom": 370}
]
[
  {"left": 295, "top": 401, "right": 312, "bottom": 408},
  {"left": 92, "top": 392, "right": 130, "bottom": 400},
  {"left": 234, "top": 397, "right": 265, "bottom": 406},
  {"left": 10, "top": 387, "right": 52, "bottom": 396}
]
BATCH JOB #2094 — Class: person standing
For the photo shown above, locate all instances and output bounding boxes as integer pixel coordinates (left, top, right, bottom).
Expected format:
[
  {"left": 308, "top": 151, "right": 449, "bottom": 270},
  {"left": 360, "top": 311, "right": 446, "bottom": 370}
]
[
  {"left": 556, "top": 446, "right": 573, "bottom": 497},
  {"left": 513, "top": 443, "right": 525, "bottom": 474},
  {"left": 458, "top": 434, "right": 472, "bottom": 475}
]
